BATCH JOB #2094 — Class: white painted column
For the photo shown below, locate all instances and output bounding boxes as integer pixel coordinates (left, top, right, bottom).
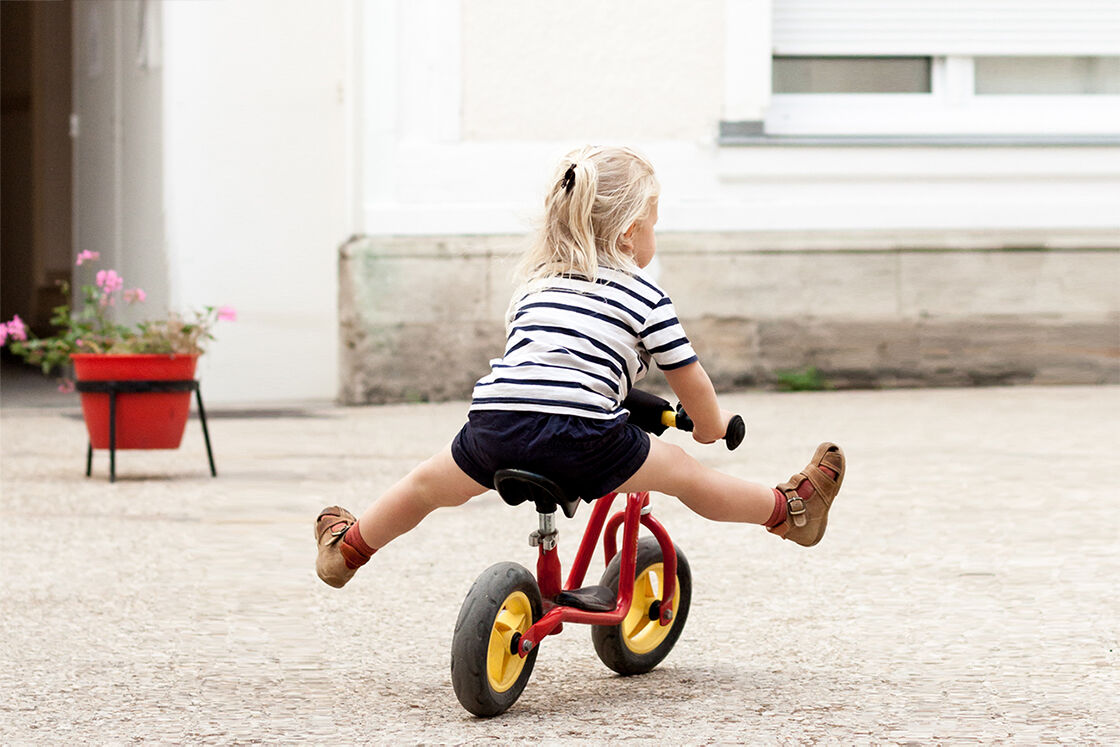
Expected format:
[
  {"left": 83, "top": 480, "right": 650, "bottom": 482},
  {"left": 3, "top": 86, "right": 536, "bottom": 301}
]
[
  {"left": 723, "top": 0, "right": 773, "bottom": 122},
  {"left": 161, "top": 0, "right": 353, "bottom": 403}
]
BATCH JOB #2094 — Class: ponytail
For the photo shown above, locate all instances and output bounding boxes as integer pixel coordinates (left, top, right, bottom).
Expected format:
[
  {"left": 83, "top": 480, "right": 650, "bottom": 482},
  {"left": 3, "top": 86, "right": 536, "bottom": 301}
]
[
  {"left": 562, "top": 158, "right": 599, "bottom": 280},
  {"left": 515, "top": 146, "right": 659, "bottom": 291}
]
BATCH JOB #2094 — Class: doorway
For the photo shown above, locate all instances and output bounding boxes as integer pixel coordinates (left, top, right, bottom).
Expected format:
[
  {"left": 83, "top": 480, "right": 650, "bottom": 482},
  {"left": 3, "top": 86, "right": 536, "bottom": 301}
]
[{"left": 1, "top": 0, "right": 72, "bottom": 337}]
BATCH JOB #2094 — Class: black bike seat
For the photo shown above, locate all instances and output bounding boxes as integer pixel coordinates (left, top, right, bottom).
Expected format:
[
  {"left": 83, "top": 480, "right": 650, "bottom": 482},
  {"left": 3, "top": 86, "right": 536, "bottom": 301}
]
[{"left": 493, "top": 469, "right": 582, "bottom": 519}]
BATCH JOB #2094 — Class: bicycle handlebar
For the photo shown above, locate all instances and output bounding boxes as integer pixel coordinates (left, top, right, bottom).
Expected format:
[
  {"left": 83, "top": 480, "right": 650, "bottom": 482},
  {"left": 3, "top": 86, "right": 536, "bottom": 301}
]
[
  {"left": 622, "top": 389, "right": 746, "bottom": 451},
  {"left": 664, "top": 406, "right": 746, "bottom": 451}
]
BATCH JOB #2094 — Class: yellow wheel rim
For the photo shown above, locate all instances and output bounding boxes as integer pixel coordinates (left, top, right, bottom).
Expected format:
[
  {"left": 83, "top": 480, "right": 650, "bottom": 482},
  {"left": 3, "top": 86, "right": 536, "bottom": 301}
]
[
  {"left": 621, "top": 562, "right": 679, "bottom": 655},
  {"left": 486, "top": 590, "right": 533, "bottom": 693}
]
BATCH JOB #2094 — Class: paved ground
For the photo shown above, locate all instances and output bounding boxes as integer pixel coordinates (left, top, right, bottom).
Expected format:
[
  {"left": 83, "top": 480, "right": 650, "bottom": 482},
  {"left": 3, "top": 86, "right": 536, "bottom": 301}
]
[{"left": 1, "top": 382, "right": 1117, "bottom": 744}]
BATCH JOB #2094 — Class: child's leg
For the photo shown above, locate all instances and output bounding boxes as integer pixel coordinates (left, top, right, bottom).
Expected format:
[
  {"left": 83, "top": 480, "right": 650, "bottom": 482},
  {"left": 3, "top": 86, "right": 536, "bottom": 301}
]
[
  {"left": 315, "top": 443, "right": 488, "bottom": 588},
  {"left": 614, "top": 438, "right": 844, "bottom": 546},
  {"left": 614, "top": 439, "right": 776, "bottom": 524},
  {"left": 355, "top": 443, "right": 489, "bottom": 550}
]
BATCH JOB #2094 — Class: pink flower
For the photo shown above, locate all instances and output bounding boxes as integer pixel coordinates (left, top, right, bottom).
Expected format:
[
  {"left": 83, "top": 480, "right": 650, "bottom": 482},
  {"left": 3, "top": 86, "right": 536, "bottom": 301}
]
[
  {"left": 217, "top": 305, "right": 237, "bottom": 322},
  {"left": 123, "top": 288, "right": 147, "bottom": 304},
  {"left": 75, "top": 250, "right": 100, "bottom": 266},
  {"left": 0, "top": 323, "right": 7, "bottom": 346},
  {"left": 95, "top": 269, "right": 124, "bottom": 293},
  {"left": 58, "top": 380, "right": 76, "bottom": 394},
  {"left": 6, "top": 315, "right": 27, "bottom": 342}
]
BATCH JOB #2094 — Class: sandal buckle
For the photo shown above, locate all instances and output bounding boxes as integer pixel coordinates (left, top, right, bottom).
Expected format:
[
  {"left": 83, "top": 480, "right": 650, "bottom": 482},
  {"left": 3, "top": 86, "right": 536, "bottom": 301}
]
[
  {"left": 787, "top": 497, "right": 807, "bottom": 527},
  {"left": 326, "top": 521, "right": 352, "bottom": 543}
]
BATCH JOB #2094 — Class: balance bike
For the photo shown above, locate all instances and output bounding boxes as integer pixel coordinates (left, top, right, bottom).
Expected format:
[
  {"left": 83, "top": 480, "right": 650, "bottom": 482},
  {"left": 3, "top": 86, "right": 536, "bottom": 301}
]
[{"left": 450, "top": 390, "right": 745, "bottom": 717}]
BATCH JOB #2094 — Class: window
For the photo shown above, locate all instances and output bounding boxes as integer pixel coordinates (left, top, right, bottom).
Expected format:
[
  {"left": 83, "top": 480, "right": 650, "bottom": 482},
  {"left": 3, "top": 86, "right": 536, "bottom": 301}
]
[
  {"left": 975, "top": 56, "right": 1120, "bottom": 95},
  {"left": 764, "top": 55, "right": 1120, "bottom": 138},
  {"left": 773, "top": 56, "right": 931, "bottom": 94},
  {"left": 751, "top": 1, "right": 1120, "bottom": 140}
]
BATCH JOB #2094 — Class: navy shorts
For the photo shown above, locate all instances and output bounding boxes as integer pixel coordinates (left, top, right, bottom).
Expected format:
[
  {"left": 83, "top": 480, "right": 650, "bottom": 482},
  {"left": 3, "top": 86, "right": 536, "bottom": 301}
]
[{"left": 451, "top": 410, "right": 651, "bottom": 502}]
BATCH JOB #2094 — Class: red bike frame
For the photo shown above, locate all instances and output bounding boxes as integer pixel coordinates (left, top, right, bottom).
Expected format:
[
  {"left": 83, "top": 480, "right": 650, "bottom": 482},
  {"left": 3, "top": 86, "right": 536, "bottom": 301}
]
[{"left": 517, "top": 490, "right": 678, "bottom": 656}]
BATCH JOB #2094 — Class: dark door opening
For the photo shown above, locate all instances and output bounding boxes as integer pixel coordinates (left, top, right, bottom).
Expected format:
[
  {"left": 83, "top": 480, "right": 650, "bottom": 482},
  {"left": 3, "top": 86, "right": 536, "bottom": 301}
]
[{"left": 2, "top": 0, "right": 73, "bottom": 339}]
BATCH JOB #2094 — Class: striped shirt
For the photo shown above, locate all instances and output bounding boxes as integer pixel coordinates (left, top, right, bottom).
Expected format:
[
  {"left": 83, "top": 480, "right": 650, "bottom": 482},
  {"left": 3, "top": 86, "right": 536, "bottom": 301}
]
[{"left": 470, "top": 266, "right": 699, "bottom": 420}]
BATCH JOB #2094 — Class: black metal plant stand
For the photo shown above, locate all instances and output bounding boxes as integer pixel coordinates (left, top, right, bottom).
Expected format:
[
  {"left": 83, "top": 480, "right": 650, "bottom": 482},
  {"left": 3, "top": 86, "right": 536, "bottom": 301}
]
[{"left": 75, "top": 379, "right": 217, "bottom": 483}]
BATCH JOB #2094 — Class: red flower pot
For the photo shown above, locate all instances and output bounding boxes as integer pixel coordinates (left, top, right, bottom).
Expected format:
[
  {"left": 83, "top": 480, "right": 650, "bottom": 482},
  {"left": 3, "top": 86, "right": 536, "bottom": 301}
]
[{"left": 71, "top": 354, "right": 199, "bottom": 449}]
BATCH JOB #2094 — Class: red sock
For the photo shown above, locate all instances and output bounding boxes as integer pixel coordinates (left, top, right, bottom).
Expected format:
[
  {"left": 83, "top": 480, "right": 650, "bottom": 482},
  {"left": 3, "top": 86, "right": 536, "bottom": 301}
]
[
  {"left": 765, "top": 489, "right": 787, "bottom": 527},
  {"left": 339, "top": 521, "right": 377, "bottom": 569},
  {"left": 765, "top": 465, "right": 839, "bottom": 528}
]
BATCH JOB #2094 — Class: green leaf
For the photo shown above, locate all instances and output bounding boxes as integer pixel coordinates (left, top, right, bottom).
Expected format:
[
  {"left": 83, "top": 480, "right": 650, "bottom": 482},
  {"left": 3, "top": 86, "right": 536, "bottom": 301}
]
[{"left": 775, "top": 366, "right": 833, "bottom": 392}]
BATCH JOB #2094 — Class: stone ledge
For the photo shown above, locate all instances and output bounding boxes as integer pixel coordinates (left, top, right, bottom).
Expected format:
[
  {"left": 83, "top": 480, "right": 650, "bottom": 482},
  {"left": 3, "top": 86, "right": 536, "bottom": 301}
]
[{"left": 339, "top": 235, "right": 1120, "bottom": 403}]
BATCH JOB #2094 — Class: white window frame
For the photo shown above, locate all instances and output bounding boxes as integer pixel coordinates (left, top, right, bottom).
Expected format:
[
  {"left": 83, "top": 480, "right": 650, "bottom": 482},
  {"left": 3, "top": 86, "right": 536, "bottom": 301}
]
[{"left": 764, "top": 55, "right": 1120, "bottom": 137}]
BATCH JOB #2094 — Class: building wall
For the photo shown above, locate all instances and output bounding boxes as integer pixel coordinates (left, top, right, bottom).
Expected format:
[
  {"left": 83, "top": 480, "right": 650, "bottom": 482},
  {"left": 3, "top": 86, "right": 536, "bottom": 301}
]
[
  {"left": 361, "top": 1, "right": 1120, "bottom": 236},
  {"left": 160, "top": 0, "right": 353, "bottom": 403},
  {"left": 344, "top": 0, "right": 1120, "bottom": 401},
  {"left": 460, "top": 0, "right": 724, "bottom": 141},
  {"left": 69, "top": 0, "right": 353, "bottom": 403},
  {"left": 70, "top": 1, "right": 1119, "bottom": 402},
  {"left": 340, "top": 233, "right": 1120, "bottom": 404}
]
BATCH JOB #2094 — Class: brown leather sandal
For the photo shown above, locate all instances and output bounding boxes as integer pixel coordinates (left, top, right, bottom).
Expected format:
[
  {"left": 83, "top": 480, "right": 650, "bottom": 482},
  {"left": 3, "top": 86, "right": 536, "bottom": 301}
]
[
  {"left": 769, "top": 442, "right": 845, "bottom": 547},
  {"left": 315, "top": 506, "right": 358, "bottom": 588}
]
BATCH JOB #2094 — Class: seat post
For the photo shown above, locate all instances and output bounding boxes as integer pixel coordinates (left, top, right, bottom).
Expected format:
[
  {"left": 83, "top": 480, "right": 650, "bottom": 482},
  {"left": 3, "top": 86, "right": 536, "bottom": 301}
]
[
  {"left": 531, "top": 510, "right": 562, "bottom": 600},
  {"left": 529, "top": 511, "right": 557, "bottom": 551}
]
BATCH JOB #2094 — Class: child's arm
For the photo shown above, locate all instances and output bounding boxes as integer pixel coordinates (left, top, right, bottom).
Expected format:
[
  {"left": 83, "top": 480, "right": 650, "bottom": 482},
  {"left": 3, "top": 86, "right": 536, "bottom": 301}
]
[{"left": 662, "top": 360, "right": 733, "bottom": 444}]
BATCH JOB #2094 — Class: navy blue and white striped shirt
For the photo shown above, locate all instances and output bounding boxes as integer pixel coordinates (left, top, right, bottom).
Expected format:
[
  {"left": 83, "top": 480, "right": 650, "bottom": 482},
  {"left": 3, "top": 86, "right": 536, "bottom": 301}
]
[{"left": 470, "top": 266, "right": 698, "bottom": 420}]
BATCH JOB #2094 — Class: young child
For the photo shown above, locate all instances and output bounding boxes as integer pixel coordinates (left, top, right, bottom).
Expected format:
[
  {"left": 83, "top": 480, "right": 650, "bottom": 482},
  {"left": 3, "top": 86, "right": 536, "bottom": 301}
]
[{"left": 315, "top": 146, "right": 844, "bottom": 589}]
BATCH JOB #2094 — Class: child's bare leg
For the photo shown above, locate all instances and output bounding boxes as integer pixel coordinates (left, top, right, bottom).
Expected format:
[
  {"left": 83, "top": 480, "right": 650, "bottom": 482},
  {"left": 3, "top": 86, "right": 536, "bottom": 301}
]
[
  {"left": 314, "top": 444, "right": 488, "bottom": 588},
  {"left": 356, "top": 444, "right": 489, "bottom": 550},
  {"left": 615, "top": 438, "right": 845, "bottom": 546},
  {"left": 614, "top": 439, "right": 776, "bottom": 524}
]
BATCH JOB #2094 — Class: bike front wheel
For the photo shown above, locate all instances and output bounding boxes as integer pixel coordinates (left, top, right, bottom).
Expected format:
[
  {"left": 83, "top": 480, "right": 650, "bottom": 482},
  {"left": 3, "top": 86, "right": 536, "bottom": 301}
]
[{"left": 451, "top": 562, "right": 542, "bottom": 717}]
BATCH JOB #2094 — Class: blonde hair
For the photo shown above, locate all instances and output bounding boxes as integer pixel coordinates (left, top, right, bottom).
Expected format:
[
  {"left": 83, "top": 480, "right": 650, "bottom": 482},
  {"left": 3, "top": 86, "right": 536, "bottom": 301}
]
[{"left": 516, "top": 146, "right": 660, "bottom": 287}]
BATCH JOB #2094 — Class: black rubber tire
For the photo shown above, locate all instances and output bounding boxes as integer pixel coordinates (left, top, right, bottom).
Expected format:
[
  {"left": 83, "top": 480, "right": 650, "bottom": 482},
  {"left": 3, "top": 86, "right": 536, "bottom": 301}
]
[
  {"left": 450, "top": 562, "right": 542, "bottom": 717},
  {"left": 591, "top": 536, "right": 691, "bottom": 675}
]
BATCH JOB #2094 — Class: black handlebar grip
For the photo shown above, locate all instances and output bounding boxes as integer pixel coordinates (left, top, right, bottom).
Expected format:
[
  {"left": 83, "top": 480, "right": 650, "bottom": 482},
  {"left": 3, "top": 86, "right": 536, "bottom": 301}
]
[
  {"left": 673, "top": 404, "right": 745, "bottom": 450},
  {"left": 724, "top": 414, "right": 746, "bottom": 451}
]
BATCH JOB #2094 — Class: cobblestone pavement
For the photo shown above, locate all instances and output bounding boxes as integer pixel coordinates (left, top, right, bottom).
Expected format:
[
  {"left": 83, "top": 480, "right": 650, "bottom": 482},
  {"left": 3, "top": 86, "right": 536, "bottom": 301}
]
[{"left": 1, "top": 386, "right": 1118, "bottom": 744}]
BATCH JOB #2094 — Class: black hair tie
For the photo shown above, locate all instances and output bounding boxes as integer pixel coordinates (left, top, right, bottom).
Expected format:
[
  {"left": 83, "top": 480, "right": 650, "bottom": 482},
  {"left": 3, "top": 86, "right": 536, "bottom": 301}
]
[{"left": 561, "top": 164, "right": 576, "bottom": 194}]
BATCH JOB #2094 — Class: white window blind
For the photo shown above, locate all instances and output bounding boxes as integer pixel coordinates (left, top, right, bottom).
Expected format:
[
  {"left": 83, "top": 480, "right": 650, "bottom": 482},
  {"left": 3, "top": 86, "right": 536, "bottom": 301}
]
[{"left": 773, "top": 1, "right": 1120, "bottom": 57}]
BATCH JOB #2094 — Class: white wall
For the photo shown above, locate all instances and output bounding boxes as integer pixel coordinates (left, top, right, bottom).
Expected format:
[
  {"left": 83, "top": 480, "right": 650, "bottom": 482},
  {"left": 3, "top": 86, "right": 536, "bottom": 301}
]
[
  {"left": 460, "top": 0, "right": 724, "bottom": 141},
  {"left": 361, "top": 0, "right": 1120, "bottom": 240},
  {"left": 74, "top": 0, "right": 1117, "bottom": 403},
  {"left": 161, "top": 0, "right": 353, "bottom": 403}
]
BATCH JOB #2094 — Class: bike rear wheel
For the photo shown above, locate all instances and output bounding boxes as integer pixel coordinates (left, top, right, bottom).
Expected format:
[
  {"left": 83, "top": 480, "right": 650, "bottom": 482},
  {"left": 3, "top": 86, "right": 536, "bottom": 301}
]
[{"left": 591, "top": 536, "right": 691, "bottom": 675}]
